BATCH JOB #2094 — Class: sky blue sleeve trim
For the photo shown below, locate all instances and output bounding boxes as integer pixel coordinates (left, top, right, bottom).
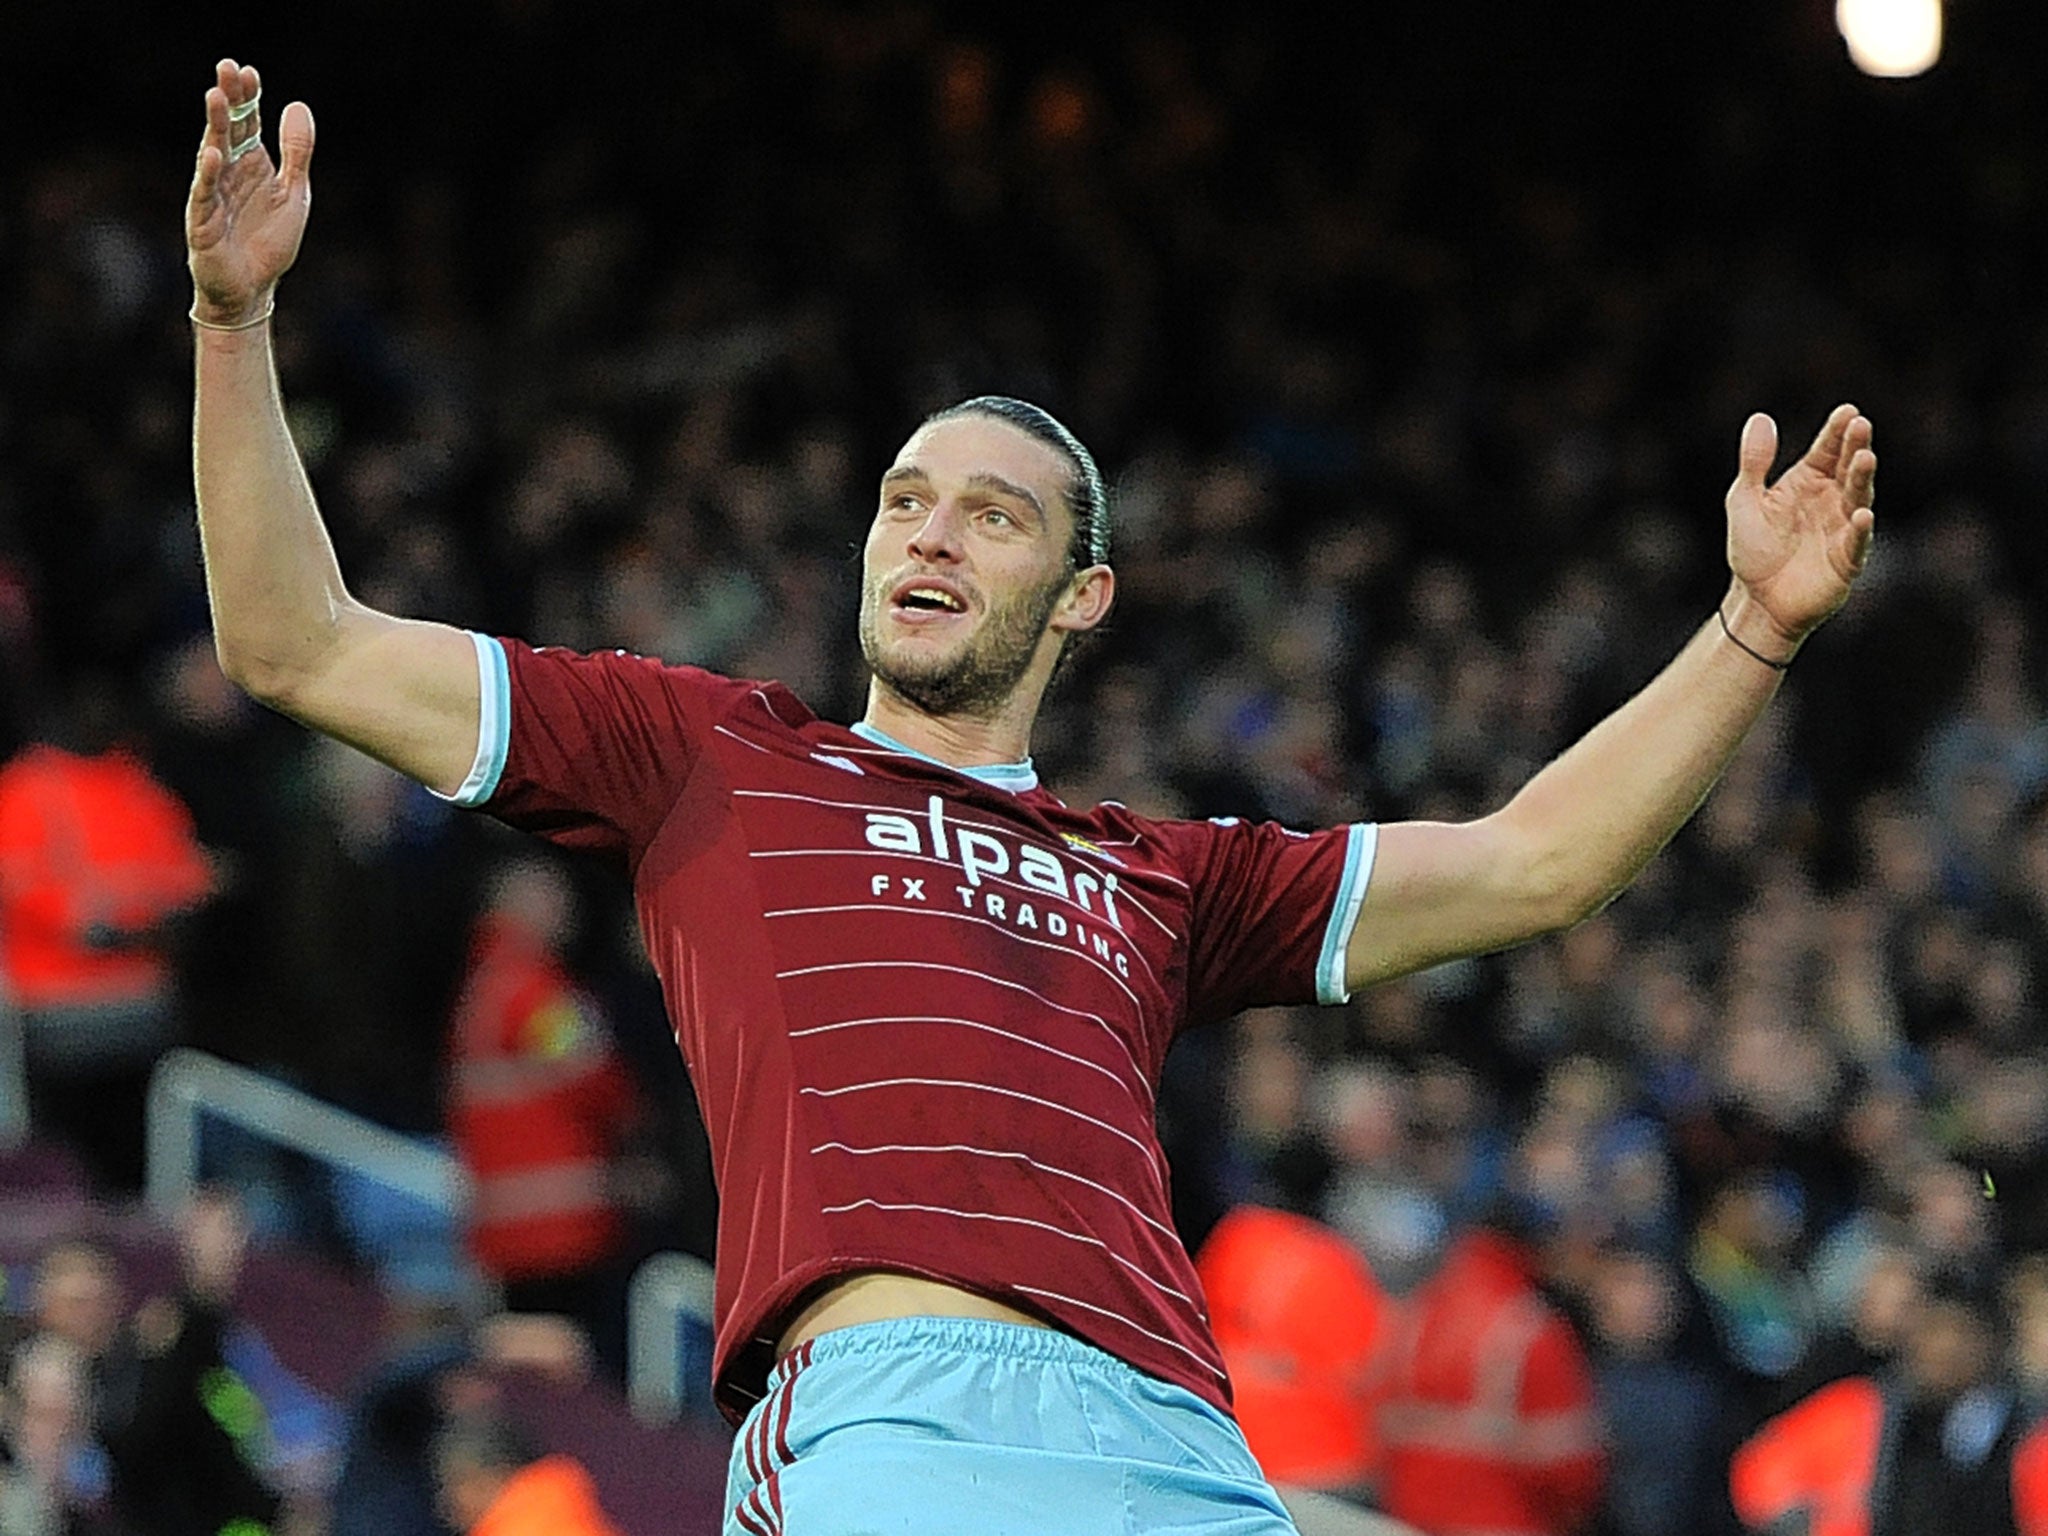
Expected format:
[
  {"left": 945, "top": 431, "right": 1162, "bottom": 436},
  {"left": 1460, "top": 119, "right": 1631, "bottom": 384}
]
[
  {"left": 1316, "top": 822, "right": 1379, "bottom": 1006},
  {"left": 433, "top": 633, "right": 510, "bottom": 808}
]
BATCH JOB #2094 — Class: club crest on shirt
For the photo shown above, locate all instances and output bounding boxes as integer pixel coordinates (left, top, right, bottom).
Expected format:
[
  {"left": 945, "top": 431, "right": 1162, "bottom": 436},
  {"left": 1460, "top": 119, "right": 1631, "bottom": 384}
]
[{"left": 1058, "top": 832, "right": 1127, "bottom": 867}]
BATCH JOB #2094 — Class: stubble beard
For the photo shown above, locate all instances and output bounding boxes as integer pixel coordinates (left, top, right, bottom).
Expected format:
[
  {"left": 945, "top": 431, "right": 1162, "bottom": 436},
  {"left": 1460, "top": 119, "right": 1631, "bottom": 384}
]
[{"left": 860, "top": 571, "right": 1067, "bottom": 720}]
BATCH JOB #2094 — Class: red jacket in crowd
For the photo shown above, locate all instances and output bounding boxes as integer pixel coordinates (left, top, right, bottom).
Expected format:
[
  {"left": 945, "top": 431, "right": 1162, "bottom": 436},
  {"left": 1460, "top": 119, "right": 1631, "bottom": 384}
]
[
  {"left": 447, "top": 911, "right": 637, "bottom": 1282},
  {"left": 0, "top": 744, "right": 212, "bottom": 1011},
  {"left": 1379, "top": 1229, "right": 1605, "bottom": 1536},
  {"left": 1733, "top": 1375, "right": 2048, "bottom": 1536},
  {"left": 469, "top": 1455, "right": 624, "bottom": 1536},
  {"left": 1197, "top": 1204, "right": 1395, "bottom": 1492}
]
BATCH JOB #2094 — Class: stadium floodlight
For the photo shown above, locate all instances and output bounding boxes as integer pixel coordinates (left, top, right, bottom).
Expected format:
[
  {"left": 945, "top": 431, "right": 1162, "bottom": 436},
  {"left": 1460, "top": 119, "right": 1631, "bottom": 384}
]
[{"left": 1837, "top": 0, "right": 1943, "bottom": 77}]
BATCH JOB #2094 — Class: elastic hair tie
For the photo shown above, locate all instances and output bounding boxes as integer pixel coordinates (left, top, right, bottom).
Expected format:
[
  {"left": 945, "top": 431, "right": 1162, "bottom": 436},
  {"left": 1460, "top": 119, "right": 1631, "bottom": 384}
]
[
  {"left": 1717, "top": 605, "right": 1793, "bottom": 671},
  {"left": 190, "top": 298, "right": 275, "bottom": 332}
]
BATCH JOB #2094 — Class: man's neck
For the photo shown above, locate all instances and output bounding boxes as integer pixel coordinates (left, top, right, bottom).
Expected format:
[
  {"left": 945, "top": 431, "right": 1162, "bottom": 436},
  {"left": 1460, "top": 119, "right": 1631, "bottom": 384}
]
[{"left": 860, "top": 684, "right": 1035, "bottom": 769}]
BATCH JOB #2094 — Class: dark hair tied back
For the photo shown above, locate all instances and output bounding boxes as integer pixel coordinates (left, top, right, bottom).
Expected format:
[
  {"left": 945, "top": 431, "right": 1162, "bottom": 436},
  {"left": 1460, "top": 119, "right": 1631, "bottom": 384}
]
[{"left": 924, "top": 396, "right": 1111, "bottom": 571}]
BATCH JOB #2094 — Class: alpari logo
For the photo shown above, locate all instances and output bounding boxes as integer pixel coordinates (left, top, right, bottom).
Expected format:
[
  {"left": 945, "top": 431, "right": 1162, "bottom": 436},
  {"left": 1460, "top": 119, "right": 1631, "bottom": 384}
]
[{"left": 863, "top": 795, "right": 1124, "bottom": 934}]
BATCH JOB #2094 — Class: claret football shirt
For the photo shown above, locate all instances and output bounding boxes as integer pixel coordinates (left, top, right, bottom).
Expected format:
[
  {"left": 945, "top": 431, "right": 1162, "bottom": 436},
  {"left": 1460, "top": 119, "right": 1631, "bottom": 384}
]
[{"left": 446, "top": 635, "right": 1378, "bottom": 1423}]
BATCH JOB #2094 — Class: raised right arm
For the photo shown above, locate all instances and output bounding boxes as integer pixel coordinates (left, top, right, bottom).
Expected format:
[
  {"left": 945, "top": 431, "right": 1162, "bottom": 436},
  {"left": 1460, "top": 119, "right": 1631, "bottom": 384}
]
[{"left": 189, "top": 59, "right": 478, "bottom": 796}]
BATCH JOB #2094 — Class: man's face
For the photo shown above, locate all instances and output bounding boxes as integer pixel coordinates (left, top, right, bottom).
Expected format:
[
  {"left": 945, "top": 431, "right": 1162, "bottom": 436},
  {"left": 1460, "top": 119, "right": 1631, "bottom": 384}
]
[
  {"left": 34, "top": 1250, "right": 121, "bottom": 1358},
  {"left": 859, "top": 415, "right": 1082, "bottom": 720},
  {"left": 1903, "top": 1300, "right": 1993, "bottom": 1403}
]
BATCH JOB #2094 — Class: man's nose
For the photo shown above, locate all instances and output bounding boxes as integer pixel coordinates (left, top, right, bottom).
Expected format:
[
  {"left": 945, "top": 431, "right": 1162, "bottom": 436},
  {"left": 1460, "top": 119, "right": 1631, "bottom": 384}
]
[{"left": 907, "top": 499, "right": 967, "bottom": 563}]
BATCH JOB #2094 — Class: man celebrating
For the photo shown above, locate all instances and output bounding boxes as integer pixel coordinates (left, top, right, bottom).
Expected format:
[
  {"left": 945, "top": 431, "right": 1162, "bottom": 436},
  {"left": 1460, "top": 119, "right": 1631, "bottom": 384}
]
[{"left": 186, "top": 58, "right": 1876, "bottom": 1536}]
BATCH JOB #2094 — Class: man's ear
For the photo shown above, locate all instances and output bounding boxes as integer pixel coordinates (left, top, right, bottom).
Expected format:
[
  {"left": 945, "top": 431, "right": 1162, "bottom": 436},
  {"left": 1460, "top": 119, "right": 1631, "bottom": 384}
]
[{"left": 1051, "top": 565, "right": 1116, "bottom": 635}]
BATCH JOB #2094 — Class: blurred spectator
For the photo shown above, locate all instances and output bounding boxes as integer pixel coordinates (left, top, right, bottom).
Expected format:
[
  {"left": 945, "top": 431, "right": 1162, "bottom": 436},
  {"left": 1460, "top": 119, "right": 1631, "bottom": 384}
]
[
  {"left": 0, "top": 1334, "right": 121, "bottom": 1536},
  {"left": 1687, "top": 1176, "right": 1817, "bottom": 1408},
  {"left": 0, "top": 678, "right": 214, "bottom": 1191},
  {"left": 1732, "top": 1278, "right": 2048, "bottom": 1535},
  {"left": 331, "top": 1309, "right": 591, "bottom": 1536},
  {"left": 432, "top": 1408, "right": 623, "bottom": 1536},
  {"left": 1378, "top": 1216, "right": 1605, "bottom": 1536},
  {"left": 23, "top": 1246, "right": 123, "bottom": 1369},
  {"left": 15, "top": 1199, "right": 336, "bottom": 1536},
  {"left": 1322, "top": 1060, "right": 1450, "bottom": 1296},
  {"left": 446, "top": 856, "right": 653, "bottom": 1384},
  {"left": 92, "top": 1192, "right": 292, "bottom": 1536},
  {"left": 1585, "top": 1248, "right": 1727, "bottom": 1536},
  {"left": 173, "top": 1192, "right": 343, "bottom": 1508},
  {"left": 1405, "top": 1061, "right": 1501, "bottom": 1236},
  {"left": 142, "top": 634, "right": 300, "bottom": 1074},
  {"left": 1780, "top": 1236, "right": 1924, "bottom": 1410},
  {"left": 2008, "top": 1258, "right": 2048, "bottom": 1417},
  {"left": 1221, "top": 1010, "right": 1332, "bottom": 1215},
  {"left": 1905, "top": 1160, "right": 2000, "bottom": 1282},
  {"left": 1917, "top": 600, "right": 2048, "bottom": 885},
  {"left": 1195, "top": 1204, "right": 1395, "bottom": 1501},
  {"left": 272, "top": 736, "right": 476, "bottom": 1138}
]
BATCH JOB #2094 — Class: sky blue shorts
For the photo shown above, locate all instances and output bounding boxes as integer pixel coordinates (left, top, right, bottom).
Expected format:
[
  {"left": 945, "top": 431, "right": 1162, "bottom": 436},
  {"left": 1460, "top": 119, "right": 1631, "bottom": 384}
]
[{"left": 723, "top": 1316, "right": 1300, "bottom": 1535}]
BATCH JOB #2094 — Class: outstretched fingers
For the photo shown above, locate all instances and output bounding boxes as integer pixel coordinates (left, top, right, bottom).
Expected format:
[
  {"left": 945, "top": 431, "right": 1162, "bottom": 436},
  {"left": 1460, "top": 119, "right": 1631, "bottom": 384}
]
[
  {"left": 1838, "top": 496, "right": 1877, "bottom": 577},
  {"left": 1836, "top": 416, "right": 1875, "bottom": 500},
  {"left": 1798, "top": 402, "right": 1857, "bottom": 480},
  {"left": 1835, "top": 423, "right": 1877, "bottom": 575},
  {"left": 192, "top": 80, "right": 234, "bottom": 212},
  {"left": 201, "top": 76, "right": 227, "bottom": 154},
  {"left": 192, "top": 123, "right": 223, "bottom": 204},
  {"left": 196, "top": 59, "right": 251, "bottom": 189},
  {"left": 228, "top": 63, "right": 264, "bottom": 165},
  {"left": 217, "top": 59, "right": 259, "bottom": 113},
  {"left": 211, "top": 59, "right": 248, "bottom": 149},
  {"left": 197, "top": 60, "right": 307, "bottom": 211}
]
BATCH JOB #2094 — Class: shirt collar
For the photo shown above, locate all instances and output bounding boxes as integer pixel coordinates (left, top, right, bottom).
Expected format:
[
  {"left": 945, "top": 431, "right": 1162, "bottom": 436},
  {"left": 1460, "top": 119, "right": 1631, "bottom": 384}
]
[{"left": 849, "top": 721, "right": 1039, "bottom": 794}]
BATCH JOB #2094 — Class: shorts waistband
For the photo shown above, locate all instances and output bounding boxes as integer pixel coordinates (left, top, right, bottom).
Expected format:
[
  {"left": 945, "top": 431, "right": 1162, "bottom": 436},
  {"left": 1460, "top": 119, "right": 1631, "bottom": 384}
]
[{"left": 765, "top": 1315, "right": 1141, "bottom": 1396}]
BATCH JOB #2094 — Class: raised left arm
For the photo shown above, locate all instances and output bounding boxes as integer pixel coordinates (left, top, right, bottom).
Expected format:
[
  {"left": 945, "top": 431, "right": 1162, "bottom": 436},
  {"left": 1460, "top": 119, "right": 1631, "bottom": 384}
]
[{"left": 1345, "top": 405, "right": 1876, "bottom": 991}]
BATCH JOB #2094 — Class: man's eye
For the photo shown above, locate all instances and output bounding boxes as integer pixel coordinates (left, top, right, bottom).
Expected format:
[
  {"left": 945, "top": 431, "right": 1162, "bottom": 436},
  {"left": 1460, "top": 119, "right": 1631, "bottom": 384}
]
[{"left": 982, "top": 508, "right": 1012, "bottom": 527}]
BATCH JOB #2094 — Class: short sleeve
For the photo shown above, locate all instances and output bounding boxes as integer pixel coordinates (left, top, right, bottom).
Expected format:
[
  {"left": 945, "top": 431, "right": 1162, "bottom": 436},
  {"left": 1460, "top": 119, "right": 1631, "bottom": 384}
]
[
  {"left": 438, "top": 635, "right": 747, "bottom": 863},
  {"left": 1163, "top": 816, "right": 1378, "bottom": 1026}
]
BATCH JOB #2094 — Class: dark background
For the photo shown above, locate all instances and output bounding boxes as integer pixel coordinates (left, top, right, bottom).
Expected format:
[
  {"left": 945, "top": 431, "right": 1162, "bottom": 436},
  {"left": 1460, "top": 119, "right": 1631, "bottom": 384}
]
[{"left": 4, "top": 3, "right": 2048, "bottom": 1530}]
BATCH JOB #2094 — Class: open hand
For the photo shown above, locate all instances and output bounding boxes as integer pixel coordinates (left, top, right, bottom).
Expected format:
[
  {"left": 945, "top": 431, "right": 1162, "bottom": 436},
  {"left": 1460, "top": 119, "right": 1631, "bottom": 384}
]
[
  {"left": 186, "top": 58, "right": 315, "bottom": 324},
  {"left": 1724, "top": 405, "right": 1878, "bottom": 653}
]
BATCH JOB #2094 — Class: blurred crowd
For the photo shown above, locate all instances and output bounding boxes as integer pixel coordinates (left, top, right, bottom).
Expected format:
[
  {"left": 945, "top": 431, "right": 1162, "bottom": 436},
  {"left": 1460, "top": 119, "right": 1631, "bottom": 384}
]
[
  {"left": 4, "top": 1, "right": 2048, "bottom": 1531},
  {"left": 0, "top": 1188, "right": 627, "bottom": 1535}
]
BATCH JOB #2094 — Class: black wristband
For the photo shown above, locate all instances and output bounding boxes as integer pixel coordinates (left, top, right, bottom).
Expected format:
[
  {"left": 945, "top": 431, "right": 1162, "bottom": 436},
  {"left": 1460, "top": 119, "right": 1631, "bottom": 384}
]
[{"left": 1717, "top": 605, "right": 1793, "bottom": 671}]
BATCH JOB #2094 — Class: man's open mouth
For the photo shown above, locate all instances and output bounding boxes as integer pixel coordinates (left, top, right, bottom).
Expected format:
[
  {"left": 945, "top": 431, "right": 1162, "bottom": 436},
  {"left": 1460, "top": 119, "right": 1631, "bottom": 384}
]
[{"left": 889, "top": 576, "right": 972, "bottom": 617}]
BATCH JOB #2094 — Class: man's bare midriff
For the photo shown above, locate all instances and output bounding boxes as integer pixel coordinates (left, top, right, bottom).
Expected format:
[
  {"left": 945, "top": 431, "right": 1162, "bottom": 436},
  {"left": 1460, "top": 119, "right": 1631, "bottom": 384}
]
[{"left": 775, "top": 1269, "right": 1054, "bottom": 1357}]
